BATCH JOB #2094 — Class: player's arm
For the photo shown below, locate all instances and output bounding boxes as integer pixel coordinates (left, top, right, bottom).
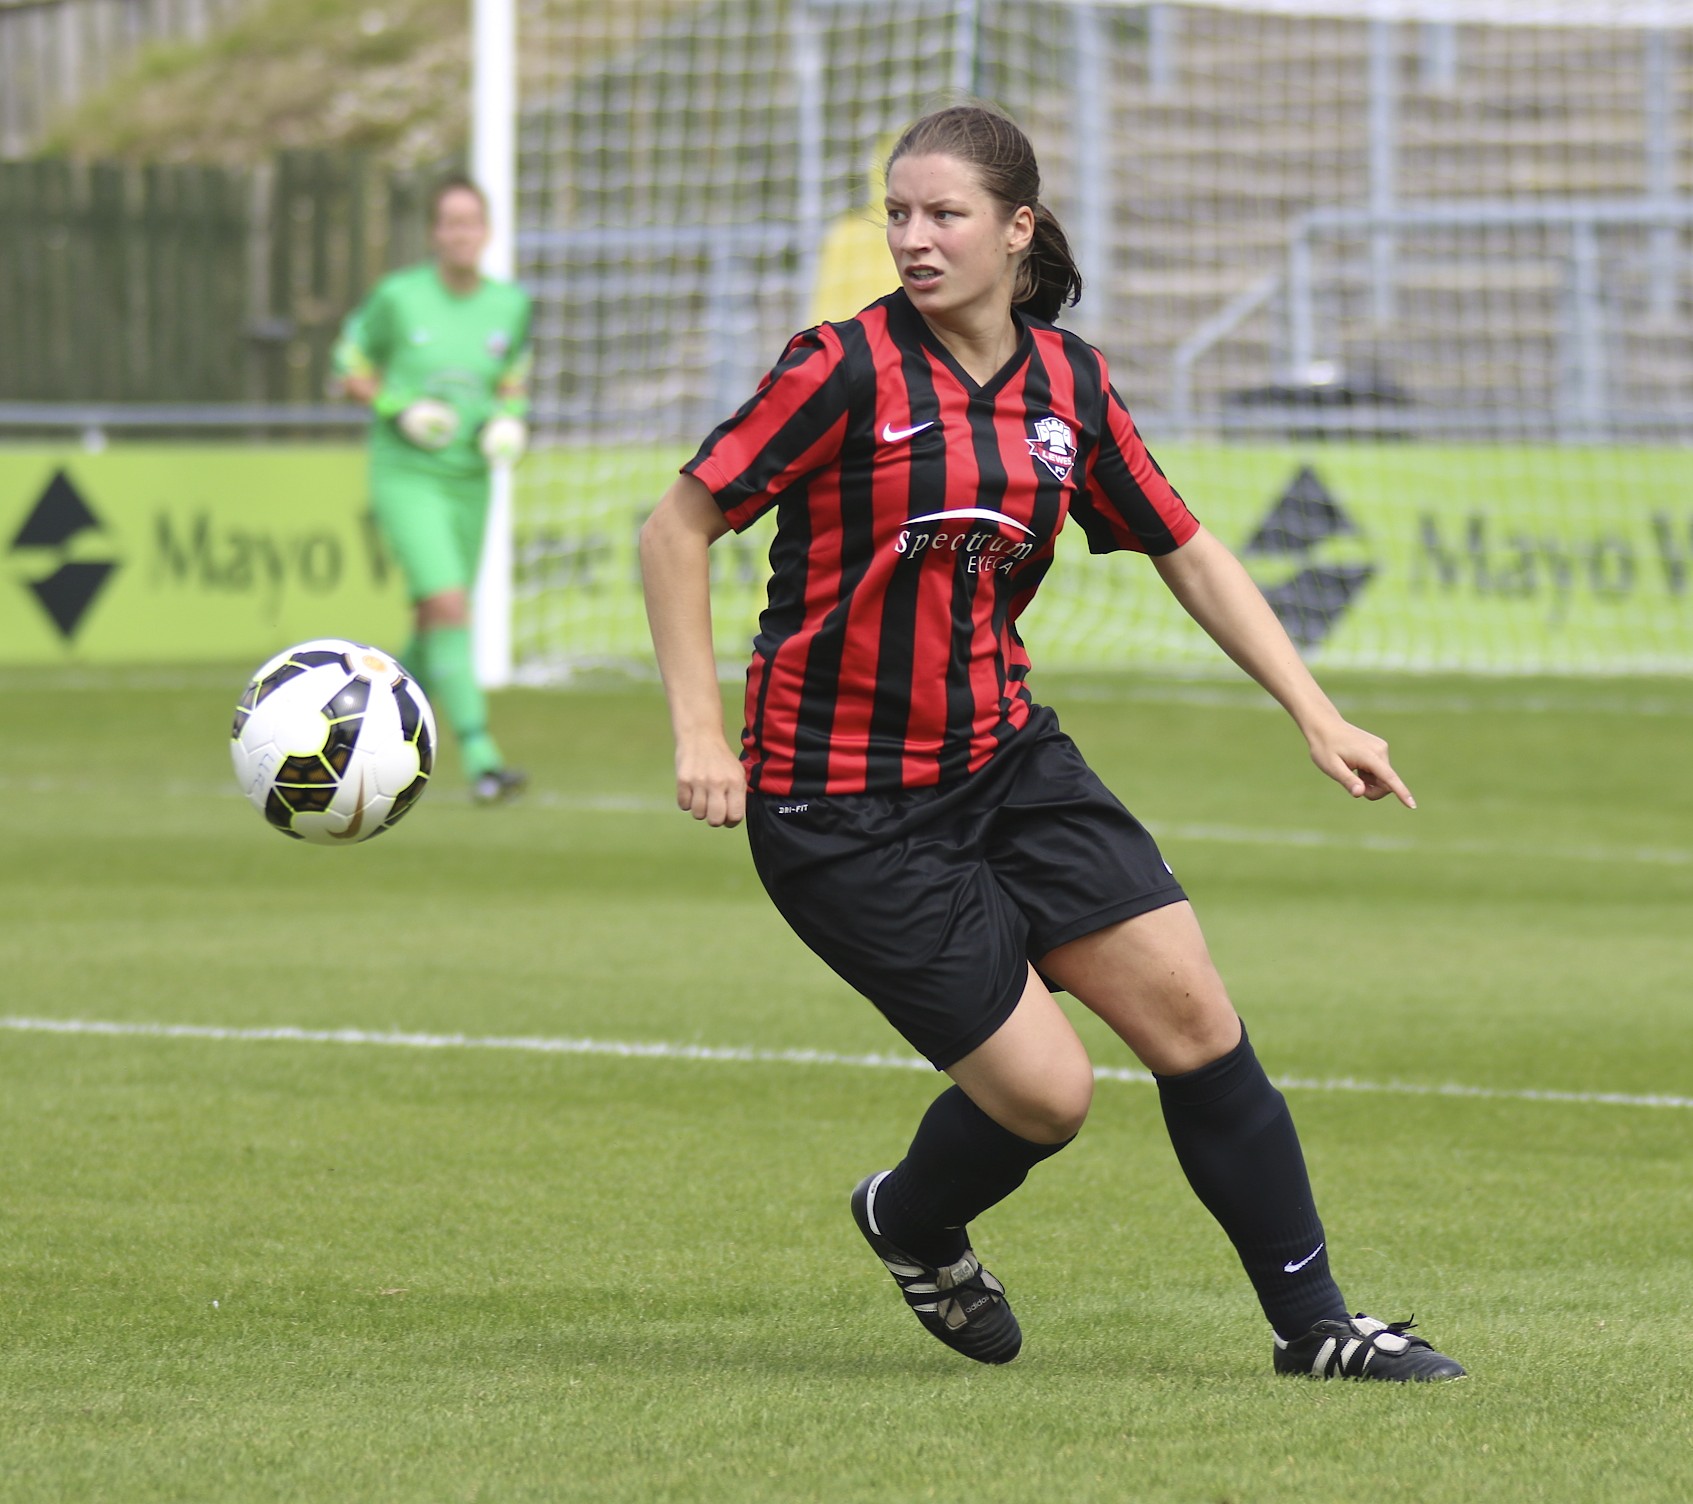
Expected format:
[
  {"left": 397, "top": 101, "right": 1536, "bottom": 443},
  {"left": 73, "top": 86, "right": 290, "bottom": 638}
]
[
  {"left": 639, "top": 474, "right": 745, "bottom": 828},
  {"left": 332, "top": 286, "right": 453, "bottom": 447},
  {"left": 1152, "top": 526, "right": 1415, "bottom": 808},
  {"left": 332, "top": 292, "right": 424, "bottom": 424},
  {"left": 331, "top": 298, "right": 384, "bottom": 405}
]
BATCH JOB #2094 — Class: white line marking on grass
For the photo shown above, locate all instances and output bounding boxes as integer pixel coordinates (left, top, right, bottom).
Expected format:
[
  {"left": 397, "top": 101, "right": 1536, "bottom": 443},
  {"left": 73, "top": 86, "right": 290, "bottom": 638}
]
[
  {"left": 3, "top": 1016, "right": 1688, "bottom": 1112},
  {"left": 0, "top": 1015, "right": 936, "bottom": 1072}
]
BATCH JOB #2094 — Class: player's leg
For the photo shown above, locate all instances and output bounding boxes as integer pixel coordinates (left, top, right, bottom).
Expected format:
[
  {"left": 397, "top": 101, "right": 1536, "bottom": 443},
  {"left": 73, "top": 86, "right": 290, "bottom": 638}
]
[
  {"left": 990, "top": 708, "right": 1340, "bottom": 1330},
  {"left": 441, "top": 472, "right": 524, "bottom": 800},
  {"left": 1041, "top": 904, "right": 1463, "bottom": 1380},
  {"left": 1040, "top": 906, "right": 1349, "bottom": 1337},
  {"left": 371, "top": 469, "right": 515, "bottom": 797},
  {"left": 870, "top": 965, "right": 1093, "bottom": 1267},
  {"left": 745, "top": 783, "right": 1091, "bottom": 1363},
  {"left": 992, "top": 709, "right": 1462, "bottom": 1379},
  {"left": 944, "top": 967, "right": 1094, "bottom": 1144},
  {"left": 411, "top": 585, "right": 510, "bottom": 788},
  {"left": 412, "top": 585, "right": 504, "bottom": 781},
  {"left": 851, "top": 974, "right": 1091, "bottom": 1365}
]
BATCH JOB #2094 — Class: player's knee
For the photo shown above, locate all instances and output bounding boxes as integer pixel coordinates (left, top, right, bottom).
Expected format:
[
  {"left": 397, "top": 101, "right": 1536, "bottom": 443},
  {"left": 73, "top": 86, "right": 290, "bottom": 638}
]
[
  {"left": 1149, "top": 1006, "right": 1245, "bottom": 1077},
  {"left": 1055, "top": 1069, "right": 1096, "bottom": 1140},
  {"left": 1035, "top": 1100, "right": 1091, "bottom": 1145},
  {"left": 1016, "top": 1067, "right": 1093, "bottom": 1144}
]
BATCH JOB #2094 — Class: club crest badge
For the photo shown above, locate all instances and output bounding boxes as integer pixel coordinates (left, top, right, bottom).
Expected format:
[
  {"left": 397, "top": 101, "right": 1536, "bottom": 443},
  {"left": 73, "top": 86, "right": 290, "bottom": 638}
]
[
  {"left": 1027, "top": 415, "right": 1077, "bottom": 482},
  {"left": 487, "top": 329, "right": 512, "bottom": 358}
]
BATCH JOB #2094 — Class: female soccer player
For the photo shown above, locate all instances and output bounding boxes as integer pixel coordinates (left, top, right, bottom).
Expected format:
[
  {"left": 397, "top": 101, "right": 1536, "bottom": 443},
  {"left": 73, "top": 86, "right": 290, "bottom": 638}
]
[
  {"left": 335, "top": 176, "right": 531, "bottom": 804},
  {"left": 640, "top": 106, "right": 1463, "bottom": 1382}
]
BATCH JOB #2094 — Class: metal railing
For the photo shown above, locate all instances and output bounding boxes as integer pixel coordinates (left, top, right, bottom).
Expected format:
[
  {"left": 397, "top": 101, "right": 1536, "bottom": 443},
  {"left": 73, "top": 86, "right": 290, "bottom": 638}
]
[
  {"left": 0, "top": 402, "right": 366, "bottom": 444},
  {"left": 1286, "top": 198, "right": 1693, "bottom": 442},
  {"left": 1166, "top": 196, "right": 1693, "bottom": 442}
]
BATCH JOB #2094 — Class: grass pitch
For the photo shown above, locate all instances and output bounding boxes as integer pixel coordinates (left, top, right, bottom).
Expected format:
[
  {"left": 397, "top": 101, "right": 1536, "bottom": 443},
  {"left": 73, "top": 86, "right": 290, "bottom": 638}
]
[{"left": 2, "top": 665, "right": 1690, "bottom": 1503}]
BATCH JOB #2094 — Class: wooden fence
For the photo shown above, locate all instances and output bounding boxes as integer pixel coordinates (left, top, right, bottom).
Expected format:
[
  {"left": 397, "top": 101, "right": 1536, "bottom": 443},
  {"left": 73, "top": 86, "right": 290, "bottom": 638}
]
[{"left": 0, "top": 151, "right": 449, "bottom": 403}]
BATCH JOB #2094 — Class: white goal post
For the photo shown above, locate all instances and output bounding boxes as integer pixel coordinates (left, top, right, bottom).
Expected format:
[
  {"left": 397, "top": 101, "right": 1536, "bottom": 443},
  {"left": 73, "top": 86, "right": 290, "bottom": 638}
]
[
  {"left": 476, "top": 0, "right": 1693, "bottom": 682},
  {"left": 471, "top": 0, "right": 517, "bottom": 689}
]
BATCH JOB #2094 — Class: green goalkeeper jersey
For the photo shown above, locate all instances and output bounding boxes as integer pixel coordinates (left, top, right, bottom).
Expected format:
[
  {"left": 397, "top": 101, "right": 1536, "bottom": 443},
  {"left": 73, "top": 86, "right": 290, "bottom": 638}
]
[{"left": 334, "top": 263, "right": 533, "bottom": 478}]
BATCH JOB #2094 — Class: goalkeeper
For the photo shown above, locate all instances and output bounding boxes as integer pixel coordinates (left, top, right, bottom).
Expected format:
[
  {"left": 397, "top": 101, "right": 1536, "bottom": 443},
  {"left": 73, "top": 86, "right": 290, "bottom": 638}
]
[{"left": 334, "top": 175, "right": 532, "bottom": 804}]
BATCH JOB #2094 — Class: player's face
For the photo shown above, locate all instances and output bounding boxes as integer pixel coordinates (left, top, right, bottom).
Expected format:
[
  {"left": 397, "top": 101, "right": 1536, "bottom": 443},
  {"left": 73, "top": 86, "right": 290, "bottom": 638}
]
[
  {"left": 884, "top": 153, "right": 1035, "bottom": 326},
  {"left": 431, "top": 189, "right": 490, "bottom": 277}
]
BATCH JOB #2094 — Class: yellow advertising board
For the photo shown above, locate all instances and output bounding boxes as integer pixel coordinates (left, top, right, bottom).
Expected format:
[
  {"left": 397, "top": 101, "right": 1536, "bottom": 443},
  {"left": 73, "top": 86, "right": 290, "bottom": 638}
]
[
  {"left": 515, "top": 441, "right": 1693, "bottom": 676},
  {"left": 1033, "top": 444, "right": 1693, "bottom": 675},
  {"left": 1, "top": 447, "right": 408, "bottom": 664},
  {"left": 8, "top": 440, "right": 1689, "bottom": 675}
]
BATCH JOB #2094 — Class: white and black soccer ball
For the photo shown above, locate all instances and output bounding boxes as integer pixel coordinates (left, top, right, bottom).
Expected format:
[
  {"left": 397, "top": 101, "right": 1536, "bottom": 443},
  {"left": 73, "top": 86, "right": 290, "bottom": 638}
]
[{"left": 230, "top": 638, "right": 436, "bottom": 845}]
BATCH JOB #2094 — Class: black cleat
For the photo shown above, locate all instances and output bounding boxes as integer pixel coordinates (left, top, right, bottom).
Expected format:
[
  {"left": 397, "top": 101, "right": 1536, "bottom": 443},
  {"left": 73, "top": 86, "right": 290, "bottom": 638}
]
[
  {"left": 472, "top": 767, "right": 527, "bottom": 805},
  {"left": 849, "top": 1171, "right": 1022, "bottom": 1365},
  {"left": 1274, "top": 1314, "right": 1466, "bottom": 1382}
]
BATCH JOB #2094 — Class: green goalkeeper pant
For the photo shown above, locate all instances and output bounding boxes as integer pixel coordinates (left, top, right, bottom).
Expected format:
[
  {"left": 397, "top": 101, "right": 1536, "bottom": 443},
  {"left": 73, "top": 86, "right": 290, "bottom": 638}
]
[{"left": 370, "top": 464, "right": 504, "bottom": 779}]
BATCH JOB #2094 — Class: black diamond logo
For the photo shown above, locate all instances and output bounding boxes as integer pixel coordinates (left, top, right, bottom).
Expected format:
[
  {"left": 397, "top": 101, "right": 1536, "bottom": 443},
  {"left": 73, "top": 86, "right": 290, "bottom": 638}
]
[
  {"left": 10, "top": 469, "right": 104, "bottom": 549},
  {"left": 1244, "top": 465, "right": 1359, "bottom": 554},
  {"left": 9, "top": 468, "right": 120, "bottom": 641},
  {"left": 1259, "top": 565, "right": 1375, "bottom": 647},
  {"left": 1243, "top": 467, "right": 1375, "bottom": 648},
  {"left": 28, "top": 561, "right": 120, "bottom": 638}
]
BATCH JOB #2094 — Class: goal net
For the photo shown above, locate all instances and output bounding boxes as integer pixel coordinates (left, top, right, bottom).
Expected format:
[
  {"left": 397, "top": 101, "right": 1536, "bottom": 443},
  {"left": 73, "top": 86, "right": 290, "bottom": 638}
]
[{"left": 510, "top": 0, "right": 1693, "bottom": 679}]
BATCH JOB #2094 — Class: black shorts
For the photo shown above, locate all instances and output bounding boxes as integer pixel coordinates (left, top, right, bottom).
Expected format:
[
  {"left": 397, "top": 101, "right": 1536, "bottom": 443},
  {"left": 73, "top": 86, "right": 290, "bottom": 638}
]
[{"left": 744, "top": 704, "right": 1187, "bottom": 1069}]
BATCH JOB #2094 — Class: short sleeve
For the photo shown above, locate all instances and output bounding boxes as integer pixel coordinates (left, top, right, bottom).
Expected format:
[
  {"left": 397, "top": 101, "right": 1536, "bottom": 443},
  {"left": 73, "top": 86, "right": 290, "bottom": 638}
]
[
  {"left": 1070, "top": 352, "right": 1200, "bottom": 556},
  {"left": 333, "top": 298, "right": 376, "bottom": 380},
  {"left": 336, "top": 279, "right": 402, "bottom": 382},
  {"left": 683, "top": 326, "right": 852, "bottom": 532}
]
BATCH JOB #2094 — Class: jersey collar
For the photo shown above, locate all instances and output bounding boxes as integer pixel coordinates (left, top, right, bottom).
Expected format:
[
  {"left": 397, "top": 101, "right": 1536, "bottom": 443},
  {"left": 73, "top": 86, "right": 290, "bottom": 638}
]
[{"left": 887, "top": 289, "right": 1034, "bottom": 399}]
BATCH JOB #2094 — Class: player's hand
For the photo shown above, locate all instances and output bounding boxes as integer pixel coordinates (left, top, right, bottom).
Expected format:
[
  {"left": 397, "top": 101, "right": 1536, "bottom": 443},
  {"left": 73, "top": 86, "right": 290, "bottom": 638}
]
[
  {"left": 340, "top": 373, "right": 379, "bottom": 404},
  {"left": 479, "top": 414, "right": 528, "bottom": 467},
  {"left": 1306, "top": 717, "right": 1416, "bottom": 809},
  {"left": 396, "top": 398, "right": 460, "bottom": 451},
  {"left": 675, "top": 734, "right": 747, "bottom": 828}
]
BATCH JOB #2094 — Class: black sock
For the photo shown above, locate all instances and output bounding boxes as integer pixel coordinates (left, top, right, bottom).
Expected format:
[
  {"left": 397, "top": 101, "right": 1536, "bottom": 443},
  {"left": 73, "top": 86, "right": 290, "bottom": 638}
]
[
  {"left": 1155, "top": 1025, "right": 1348, "bottom": 1338},
  {"left": 870, "top": 1085, "right": 1073, "bottom": 1267}
]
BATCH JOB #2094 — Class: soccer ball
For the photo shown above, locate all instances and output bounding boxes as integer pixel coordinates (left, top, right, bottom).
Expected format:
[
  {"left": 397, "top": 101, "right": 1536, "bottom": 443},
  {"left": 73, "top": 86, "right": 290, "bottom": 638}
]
[{"left": 230, "top": 639, "right": 436, "bottom": 845}]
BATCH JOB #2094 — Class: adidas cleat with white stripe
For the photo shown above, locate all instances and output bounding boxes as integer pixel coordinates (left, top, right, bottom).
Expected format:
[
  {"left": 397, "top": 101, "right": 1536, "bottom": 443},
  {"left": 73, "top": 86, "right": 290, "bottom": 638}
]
[
  {"left": 849, "top": 1171, "right": 1022, "bottom": 1365},
  {"left": 1274, "top": 1314, "right": 1466, "bottom": 1382}
]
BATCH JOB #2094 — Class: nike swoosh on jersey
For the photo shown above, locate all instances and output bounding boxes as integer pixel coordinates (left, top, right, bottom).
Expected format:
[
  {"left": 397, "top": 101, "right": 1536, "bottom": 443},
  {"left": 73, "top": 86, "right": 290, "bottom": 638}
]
[
  {"left": 881, "top": 420, "right": 936, "bottom": 443},
  {"left": 903, "top": 507, "right": 1035, "bottom": 535}
]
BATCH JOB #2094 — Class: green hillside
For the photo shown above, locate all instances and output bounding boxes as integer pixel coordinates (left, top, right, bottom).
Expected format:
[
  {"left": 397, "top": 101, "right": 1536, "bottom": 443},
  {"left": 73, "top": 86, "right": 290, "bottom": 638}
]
[
  {"left": 37, "top": 0, "right": 702, "bottom": 168},
  {"left": 40, "top": 0, "right": 468, "bottom": 166}
]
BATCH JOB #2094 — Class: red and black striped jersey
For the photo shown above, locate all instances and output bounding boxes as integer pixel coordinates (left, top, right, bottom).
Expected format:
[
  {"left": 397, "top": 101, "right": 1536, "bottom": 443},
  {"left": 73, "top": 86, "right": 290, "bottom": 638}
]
[{"left": 684, "top": 289, "right": 1199, "bottom": 796}]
